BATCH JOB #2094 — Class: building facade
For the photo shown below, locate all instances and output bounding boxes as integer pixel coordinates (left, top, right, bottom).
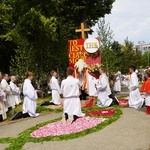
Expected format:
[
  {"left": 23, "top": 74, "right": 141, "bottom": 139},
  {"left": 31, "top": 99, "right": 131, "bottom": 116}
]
[{"left": 135, "top": 41, "right": 150, "bottom": 54}]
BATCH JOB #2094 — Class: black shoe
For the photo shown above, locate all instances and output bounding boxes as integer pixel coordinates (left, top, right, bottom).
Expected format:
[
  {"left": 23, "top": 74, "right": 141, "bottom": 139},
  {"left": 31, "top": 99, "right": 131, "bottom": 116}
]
[
  {"left": 49, "top": 102, "right": 55, "bottom": 105},
  {"left": 64, "top": 113, "right": 68, "bottom": 120},
  {"left": 8, "top": 107, "right": 12, "bottom": 111},
  {"left": 0, "top": 115, "right": 3, "bottom": 122},
  {"left": 11, "top": 111, "right": 22, "bottom": 120},
  {"left": 142, "top": 100, "right": 145, "bottom": 107},
  {"left": 70, "top": 115, "right": 78, "bottom": 124},
  {"left": 40, "top": 101, "right": 50, "bottom": 106},
  {"left": 22, "top": 113, "right": 30, "bottom": 118},
  {"left": 40, "top": 101, "right": 55, "bottom": 106}
]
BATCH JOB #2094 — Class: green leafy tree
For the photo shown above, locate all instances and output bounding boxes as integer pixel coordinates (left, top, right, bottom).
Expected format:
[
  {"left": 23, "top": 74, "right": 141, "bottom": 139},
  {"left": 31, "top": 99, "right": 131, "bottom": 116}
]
[
  {"left": 10, "top": 42, "right": 33, "bottom": 77},
  {"left": 111, "top": 41, "right": 123, "bottom": 72},
  {"left": 10, "top": 8, "right": 58, "bottom": 82},
  {"left": 142, "top": 51, "right": 150, "bottom": 67},
  {"left": 121, "top": 39, "right": 143, "bottom": 73},
  {"left": 96, "top": 18, "right": 114, "bottom": 75},
  {"left": 97, "top": 18, "right": 114, "bottom": 50},
  {"left": 1, "top": 0, "right": 115, "bottom": 78},
  {"left": 100, "top": 48, "right": 115, "bottom": 76},
  {"left": 0, "top": 0, "right": 16, "bottom": 73}
]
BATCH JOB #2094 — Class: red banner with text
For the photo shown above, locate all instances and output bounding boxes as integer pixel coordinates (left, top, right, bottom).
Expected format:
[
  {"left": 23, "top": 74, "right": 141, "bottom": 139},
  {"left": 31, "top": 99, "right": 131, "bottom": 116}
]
[{"left": 68, "top": 38, "right": 101, "bottom": 68}]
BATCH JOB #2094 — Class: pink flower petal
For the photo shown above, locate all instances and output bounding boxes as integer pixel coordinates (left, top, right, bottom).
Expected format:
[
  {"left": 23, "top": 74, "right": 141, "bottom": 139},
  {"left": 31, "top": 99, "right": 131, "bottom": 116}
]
[
  {"left": 119, "top": 100, "right": 129, "bottom": 106},
  {"left": 30, "top": 117, "right": 106, "bottom": 138}
]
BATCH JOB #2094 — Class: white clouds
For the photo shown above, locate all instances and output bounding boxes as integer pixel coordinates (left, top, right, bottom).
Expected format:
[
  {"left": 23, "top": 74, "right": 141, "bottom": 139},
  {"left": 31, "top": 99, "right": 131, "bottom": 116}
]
[{"left": 90, "top": 0, "right": 150, "bottom": 44}]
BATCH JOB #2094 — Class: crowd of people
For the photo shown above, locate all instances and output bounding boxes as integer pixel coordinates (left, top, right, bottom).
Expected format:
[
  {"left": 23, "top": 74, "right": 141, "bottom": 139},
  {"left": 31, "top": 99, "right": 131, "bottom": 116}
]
[
  {"left": 0, "top": 65, "right": 150, "bottom": 123},
  {"left": 49, "top": 65, "right": 149, "bottom": 124},
  {"left": 109, "top": 65, "right": 150, "bottom": 113},
  {"left": 0, "top": 73, "right": 21, "bottom": 121},
  {"left": 0, "top": 71, "right": 42, "bottom": 121}
]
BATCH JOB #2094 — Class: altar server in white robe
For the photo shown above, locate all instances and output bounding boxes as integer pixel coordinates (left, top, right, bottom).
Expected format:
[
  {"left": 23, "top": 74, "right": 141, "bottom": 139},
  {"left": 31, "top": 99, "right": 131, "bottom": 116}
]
[
  {"left": 0, "top": 90, "right": 7, "bottom": 121},
  {"left": 95, "top": 67, "right": 113, "bottom": 107},
  {"left": 23, "top": 71, "right": 39, "bottom": 117},
  {"left": 1, "top": 73, "right": 12, "bottom": 109},
  {"left": 0, "top": 72, "right": 7, "bottom": 121},
  {"left": 50, "top": 70, "right": 61, "bottom": 105},
  {"left": 10, "top": 76, "right": 21, "bottom": 106},
  {"left": 61, "top": 67, "right": 85, "bottom": 124},
  {"left": 128, "top": 65, "right": 144, "bottom": 109},
  {"left": 113, "top": 71, "right": 121, "bottom": 92}
]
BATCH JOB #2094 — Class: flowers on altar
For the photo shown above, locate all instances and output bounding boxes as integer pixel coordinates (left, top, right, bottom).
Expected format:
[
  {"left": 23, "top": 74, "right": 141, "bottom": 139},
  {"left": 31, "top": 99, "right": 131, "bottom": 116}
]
[{"left": 87, "top": 63, "right": 102, "bottom": 75}]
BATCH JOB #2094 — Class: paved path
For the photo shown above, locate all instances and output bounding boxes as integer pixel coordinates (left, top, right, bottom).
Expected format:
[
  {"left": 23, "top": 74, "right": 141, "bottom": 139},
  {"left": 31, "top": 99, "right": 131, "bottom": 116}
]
[
  {"left": 0, "top": 112, "right": 62, "bottom": 150},
  {"left": 22, "top": 108, "right": 150, "bottom": 150},
  {"left": 0, "top": 108, "right": 150, "bottom": 150},
  {"left": 0, "top": 112, "right": 62, "bottom": 137},
  {"left": 1, "top": 86, "right": 150, "bottom": 150}
]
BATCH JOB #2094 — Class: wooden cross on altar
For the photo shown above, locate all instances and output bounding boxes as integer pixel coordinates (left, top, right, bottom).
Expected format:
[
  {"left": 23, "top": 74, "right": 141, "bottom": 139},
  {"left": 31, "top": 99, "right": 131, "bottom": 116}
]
[{"left": 75, "top": 22, "right": 90, "bottom": 39}]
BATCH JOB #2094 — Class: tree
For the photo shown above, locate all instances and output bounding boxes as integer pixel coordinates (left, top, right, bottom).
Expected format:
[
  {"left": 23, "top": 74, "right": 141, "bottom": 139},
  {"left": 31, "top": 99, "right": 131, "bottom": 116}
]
[
  {"left": 0, "top": 1, "right": 16, "bottom": 73},
  {"left": 10, "top": 42, "right": 33, "bottom": 77},
  {"left": 97, "top": 18, "right": 114, "bottom": 50},
  {"left": 111, "top": 41, "right": 123, "bottom": 71},
  {"left": 1, "top": 0, "right": 115, "bottom": 77},
  {"left": 142, "top": 51, "right": 150, "bottom": 67},
  {"left": 12, "top": 0, "right": 115, "bottom": 27},
  {"left": 121, "top": 39, "right": 143, "bottom": 73},
  {"left": 10, "top": 8, "right": 58, "bottom": 82},
  {"left": 100, "top": 48, "right": 115, "bottom": 76},
  {"left": 96, "top": 18, "right": 114, "bottom": 75}
]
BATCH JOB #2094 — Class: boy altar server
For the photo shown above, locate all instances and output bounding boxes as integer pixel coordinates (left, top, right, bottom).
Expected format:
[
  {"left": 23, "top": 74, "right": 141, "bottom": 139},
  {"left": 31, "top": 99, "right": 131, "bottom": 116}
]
[
  {"left": 128, "top": 65, "right": 144, "bottom": 109},
  {"left": 95, "top": 67, "right": 113, "bottom": 107},
  {"left": 23, "top": 71, "right": 40, "bottom": 117},
  {"left": 9, "top": 76, "right": 21, "bottom": 107},
  {"left": 0, "top": 72, "right": 7, "bottom": 121},
  {"left": 113, "top": 71, "right": 121, "bottom": 92},
  {"left": 61, "top": 67, "right": 85, "bottom": 124},
  {"left": 0, "top": 90, "right": 7, "bottom": 121},
  {"left": 50, "top": 70, "right": 61, "bottom": 105},
  {"left": 1, "top": 73, "right": 12, "bottom": 109}
]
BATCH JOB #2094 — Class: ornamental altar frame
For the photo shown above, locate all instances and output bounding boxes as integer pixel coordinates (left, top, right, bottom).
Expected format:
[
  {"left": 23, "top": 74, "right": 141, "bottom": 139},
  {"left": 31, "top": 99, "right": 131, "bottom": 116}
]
[{"left": 68, "top": 22, "right": 101, "bottom": 97}]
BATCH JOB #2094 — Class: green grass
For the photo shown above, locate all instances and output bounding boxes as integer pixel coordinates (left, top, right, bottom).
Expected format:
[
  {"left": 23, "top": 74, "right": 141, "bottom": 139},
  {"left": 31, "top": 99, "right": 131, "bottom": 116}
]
[
  {"left": 117, "top": 95, "right": 128, "bottom": 99},
  {"left": 2, "top": 96, "right": 63, "bottom": 122}
]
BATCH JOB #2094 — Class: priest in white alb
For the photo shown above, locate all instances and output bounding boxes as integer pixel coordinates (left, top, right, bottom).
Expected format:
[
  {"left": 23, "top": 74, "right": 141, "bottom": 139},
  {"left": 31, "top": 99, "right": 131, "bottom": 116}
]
[
  {"left": 95, "top": 67, "right": 113, "bottom": 107},
  {"left": 74, "top": 59, "right": 88, "bottom": 100},
  {"left": 74, "top": 58, "right": 99, "bottom": 98},
  {"left": 128, "top": 65, "right": 144, "bottom": 109},
  {"left": 61, "top": 67, "right": 85, "bottom": 124},
  {"left": 49, "top": 70, "right": 61, "bottom": 105}
]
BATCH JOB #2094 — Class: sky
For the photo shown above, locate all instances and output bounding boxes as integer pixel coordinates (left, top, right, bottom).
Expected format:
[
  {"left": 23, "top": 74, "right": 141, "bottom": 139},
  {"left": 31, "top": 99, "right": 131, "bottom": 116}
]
[{"left": 89, "top": 0, "right": 150, "bottom": 45}]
